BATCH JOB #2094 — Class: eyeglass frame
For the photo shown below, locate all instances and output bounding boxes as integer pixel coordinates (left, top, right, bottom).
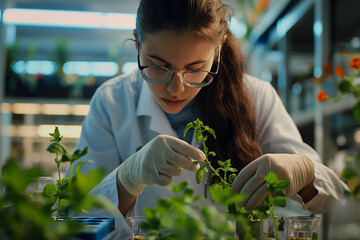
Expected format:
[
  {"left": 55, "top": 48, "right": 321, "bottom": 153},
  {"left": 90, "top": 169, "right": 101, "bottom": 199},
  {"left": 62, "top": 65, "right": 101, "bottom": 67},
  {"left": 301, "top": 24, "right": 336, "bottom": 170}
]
[{"left": 137, "top": 45, "right": 222, "bottom": 88}]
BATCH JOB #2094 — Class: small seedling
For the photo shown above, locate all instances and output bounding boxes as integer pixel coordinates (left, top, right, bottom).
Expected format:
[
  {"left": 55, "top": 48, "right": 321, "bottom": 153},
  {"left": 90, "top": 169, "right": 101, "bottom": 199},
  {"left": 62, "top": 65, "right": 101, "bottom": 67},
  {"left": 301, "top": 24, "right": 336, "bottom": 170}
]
[{"left": 44, "top": 127, "right": 116, "bottom": 219}]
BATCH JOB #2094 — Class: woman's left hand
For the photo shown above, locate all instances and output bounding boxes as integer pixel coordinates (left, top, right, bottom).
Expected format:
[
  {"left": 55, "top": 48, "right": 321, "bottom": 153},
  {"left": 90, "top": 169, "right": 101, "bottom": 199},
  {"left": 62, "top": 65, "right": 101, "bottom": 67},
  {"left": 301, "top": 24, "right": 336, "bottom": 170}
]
[{"left": 231, "top": 153, "right": 315, "bottom": 210}]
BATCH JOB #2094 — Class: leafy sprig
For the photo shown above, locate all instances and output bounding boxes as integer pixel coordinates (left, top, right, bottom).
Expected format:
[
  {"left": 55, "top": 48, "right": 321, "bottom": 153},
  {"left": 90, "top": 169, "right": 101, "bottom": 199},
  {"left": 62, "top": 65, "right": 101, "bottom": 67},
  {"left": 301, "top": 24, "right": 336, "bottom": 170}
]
[
  {"left": 185, "top": 119, "right": 289, "bottom": 240},
  {"left": 44, "top": 127, "right": 116, "bottom": 220}
]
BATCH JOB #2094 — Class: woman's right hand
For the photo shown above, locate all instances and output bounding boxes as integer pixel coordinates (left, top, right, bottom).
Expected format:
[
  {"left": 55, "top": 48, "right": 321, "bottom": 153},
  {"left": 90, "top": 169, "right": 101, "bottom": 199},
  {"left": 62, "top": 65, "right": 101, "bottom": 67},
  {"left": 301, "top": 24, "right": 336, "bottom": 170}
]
[{"left": 117, "top": 135, "right": 205, "bottom": 196}]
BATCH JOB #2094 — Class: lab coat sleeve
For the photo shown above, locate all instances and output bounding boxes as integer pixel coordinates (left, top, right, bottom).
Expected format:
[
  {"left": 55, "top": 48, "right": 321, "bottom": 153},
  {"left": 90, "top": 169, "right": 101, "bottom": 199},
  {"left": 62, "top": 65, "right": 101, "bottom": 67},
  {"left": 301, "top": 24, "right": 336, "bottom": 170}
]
[
  {"left": 250, "top": 77, "right": 349, "bottom": 213},
  {"left": 65, "top": 86, "right": 132, "bottom": 237}
]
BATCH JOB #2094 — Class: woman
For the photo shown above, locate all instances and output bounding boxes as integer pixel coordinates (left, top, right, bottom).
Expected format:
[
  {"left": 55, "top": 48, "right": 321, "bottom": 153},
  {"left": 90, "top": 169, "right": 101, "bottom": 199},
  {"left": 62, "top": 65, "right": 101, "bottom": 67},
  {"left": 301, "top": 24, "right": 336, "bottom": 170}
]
[{"left": 67, "top": 0, "right": 348, "bottom": 237}]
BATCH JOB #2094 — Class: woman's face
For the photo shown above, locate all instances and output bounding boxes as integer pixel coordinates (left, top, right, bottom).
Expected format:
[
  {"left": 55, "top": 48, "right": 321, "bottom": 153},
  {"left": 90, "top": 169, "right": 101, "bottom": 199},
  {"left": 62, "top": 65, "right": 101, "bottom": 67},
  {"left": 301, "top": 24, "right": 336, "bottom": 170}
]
[{"left": 138, "top": 30, "right": 217, "bottom": 114}]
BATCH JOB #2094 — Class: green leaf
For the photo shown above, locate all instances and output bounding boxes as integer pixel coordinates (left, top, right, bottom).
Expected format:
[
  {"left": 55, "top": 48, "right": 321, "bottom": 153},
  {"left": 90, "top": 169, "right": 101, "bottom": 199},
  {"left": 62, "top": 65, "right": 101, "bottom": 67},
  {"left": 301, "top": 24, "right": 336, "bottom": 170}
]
[
  {"left": 228, "top": 167, "right": 238, "bottom": 173},
  {"left": 42, "top": 183, "right": 58, "bottom": 206},
  {"left": 312, "top": 232, "right": 318, "bottom": 240},
  {"left": 229, "top": 174, "right": 237, "bottom": 184},
  {"left": 209, "top": 183, "right": 232, "bottom": 204},
  {"left": 183, "top": 122, "right": 194, "bottom": 137},
  {"left": 196, "top": 166, "right": 206, "bottom": 184},
  {"left": 75, "top": 169, "right": 104, "bottom": 194},
  {"left": 71, "top": 147, "right": 88, "bottom": 162},
  {"left": 208, "top": 151, "right": 216, "bottom": 156},
  {"left": 205, "top": 127, "right": 216, "bottom": 139},
  {"left": 342, "top": 167, "right": 357, "bottom": 179},
  {"left": 353, "top": 183, "right": 360, "bottom": 196},
  {"left": 61, "top": 153, "right": 71, "bottom": 162},
  {"left": 337, "top": 79, "right": 352, "bottom": 93},
  {"left": 273, "top": 180, "right": 290, "bottom": 189},
  {"left": 49, "top": 126, "right": 63, "bottom": 142},
  {"left": 195, "top": 132, "right": 201, "bottom": 143},
  {"left": 169, "top": 181, "right": 188, "bottom": 194},
  {"left": 273, "top": 196, "right": 286, "bottom": 207},
  {"left": 264, "top": 172, "right": 278, "bottom": 185},
  {"left": 217, "top": 160, "right": 225, "bottom": 167},
  {"left": 224, "top": 159, "right": 231, "bottom": 168},
  {"left": 46, "top": 142, "right": 68, "bottom": 155},
  {"left": 2, "top": 160, "right": 44, "bottom": 193},
  {"left": 75, "top": 160, "right": 93, "bottom": 176},
  {"left": 353, "top": 101, "right": 360, "bottom": 121}
]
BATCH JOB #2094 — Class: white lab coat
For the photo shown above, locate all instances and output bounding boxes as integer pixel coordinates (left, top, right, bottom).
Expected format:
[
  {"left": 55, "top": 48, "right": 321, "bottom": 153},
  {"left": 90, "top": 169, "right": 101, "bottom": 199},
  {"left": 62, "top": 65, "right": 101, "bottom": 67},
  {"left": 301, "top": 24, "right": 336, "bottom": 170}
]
[{"left": 67, "top": 69, "right": 348, "bottom": 238}]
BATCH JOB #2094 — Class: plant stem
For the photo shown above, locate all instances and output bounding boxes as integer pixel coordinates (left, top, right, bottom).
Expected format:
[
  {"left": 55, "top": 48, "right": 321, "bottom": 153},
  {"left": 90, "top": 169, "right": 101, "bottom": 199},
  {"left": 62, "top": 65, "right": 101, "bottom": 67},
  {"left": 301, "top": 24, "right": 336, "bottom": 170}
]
[
  {"left": 69, "top": 162, "right": 74, "bottom": 186},
  {"left": 202, "top": 141, "right": 227, "bottom": 185}
]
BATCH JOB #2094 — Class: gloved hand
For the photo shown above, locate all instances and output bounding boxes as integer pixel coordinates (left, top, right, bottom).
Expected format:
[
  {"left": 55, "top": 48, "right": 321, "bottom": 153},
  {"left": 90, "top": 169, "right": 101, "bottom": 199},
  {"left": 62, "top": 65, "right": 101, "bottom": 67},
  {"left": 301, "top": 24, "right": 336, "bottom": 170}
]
[
  {"left": 117, "top": 135, "right": 205, "bottom": 196},
  {"left": 231, "top": 153, "right": 315, "bottom": 210}
]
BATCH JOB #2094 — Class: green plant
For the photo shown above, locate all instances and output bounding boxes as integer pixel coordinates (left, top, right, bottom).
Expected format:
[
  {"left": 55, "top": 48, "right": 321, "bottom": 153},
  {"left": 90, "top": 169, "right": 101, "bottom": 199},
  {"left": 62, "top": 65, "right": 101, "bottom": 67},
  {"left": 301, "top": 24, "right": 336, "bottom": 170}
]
[
  {"left": 141, "top": 119, "right": 289, "bottom": 240},
  {"left": 184, "top": 119, "right": 289, "bottom": 240},
  {"left": 44, "top": 127, "right": 116, "bottom": 218},
  {"left": 0, "top": 160, "right": 82, "bottom": 240},
  {"left": 0, "top": 127, "right": 116, "bottom": 239},
  {"left": 142, "top": 181, "right": 237, "bottom": 240},
  {"left": 341, "top": 154, "right": 360, "bottom": 199}
]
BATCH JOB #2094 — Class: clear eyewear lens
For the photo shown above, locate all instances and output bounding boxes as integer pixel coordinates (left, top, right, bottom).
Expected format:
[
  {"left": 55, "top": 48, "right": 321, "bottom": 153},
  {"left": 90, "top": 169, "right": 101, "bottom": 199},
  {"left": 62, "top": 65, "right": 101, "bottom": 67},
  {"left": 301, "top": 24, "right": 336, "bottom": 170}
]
[
  {"left": 142, "top": 67, "right": 214, "bottom": 87},
  {"left": 142, "top": 66, "right": 171, "bottom": 84}
]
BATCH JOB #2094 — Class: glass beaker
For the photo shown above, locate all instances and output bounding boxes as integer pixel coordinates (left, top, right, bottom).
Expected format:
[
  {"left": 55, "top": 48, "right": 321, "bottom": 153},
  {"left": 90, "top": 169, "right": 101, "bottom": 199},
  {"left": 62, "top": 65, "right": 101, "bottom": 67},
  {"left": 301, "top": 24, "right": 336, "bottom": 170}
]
[
  {"left": 25, "top": 176, "right": 56, "bottom": 208},
  {"left": 129, "top": 216, "right": 147, "bottom": 240},
  {"left": 284, "top": 216, "right": 320, "bottom": 240}
]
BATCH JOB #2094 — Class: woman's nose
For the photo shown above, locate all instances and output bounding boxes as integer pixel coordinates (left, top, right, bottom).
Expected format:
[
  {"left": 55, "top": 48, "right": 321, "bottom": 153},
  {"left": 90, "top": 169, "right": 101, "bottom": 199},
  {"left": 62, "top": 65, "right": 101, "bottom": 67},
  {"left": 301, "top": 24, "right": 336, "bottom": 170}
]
[{"left": 166, "top": 72, "right": 185, "bottom": 96}]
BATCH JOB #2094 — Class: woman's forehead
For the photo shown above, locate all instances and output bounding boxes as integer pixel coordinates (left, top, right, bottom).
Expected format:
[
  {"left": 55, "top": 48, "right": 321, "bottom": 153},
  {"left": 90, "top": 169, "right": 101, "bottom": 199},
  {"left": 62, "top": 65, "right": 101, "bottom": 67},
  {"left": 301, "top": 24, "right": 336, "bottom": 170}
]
[{"left": 140, "top": 30, "right": 216, "bottom": 59}]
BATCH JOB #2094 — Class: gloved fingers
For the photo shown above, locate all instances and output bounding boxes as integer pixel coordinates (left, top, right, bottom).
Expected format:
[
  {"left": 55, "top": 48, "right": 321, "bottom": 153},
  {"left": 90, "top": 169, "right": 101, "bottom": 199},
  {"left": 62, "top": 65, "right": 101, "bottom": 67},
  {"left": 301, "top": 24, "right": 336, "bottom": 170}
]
[
  {"left": 154, "top": 173, "right": 172, "bottom": 186},
  {"left": 231, "top": 156, "right": 264, "bottom": 193},
  {"left": 243, "top": 183, "right": 269, "bottom": 211},
  {"left": 157, "top": 162, "right": 183, "bottom": 177},
  {"left": 167, "top": 151, "right": 201, "bottom": 172},
  {"left": 237, "top": 172, "right": 266, "bottom": 207},
  {"left": 164, "top": 135, "right": 205, "bottom": 162}
]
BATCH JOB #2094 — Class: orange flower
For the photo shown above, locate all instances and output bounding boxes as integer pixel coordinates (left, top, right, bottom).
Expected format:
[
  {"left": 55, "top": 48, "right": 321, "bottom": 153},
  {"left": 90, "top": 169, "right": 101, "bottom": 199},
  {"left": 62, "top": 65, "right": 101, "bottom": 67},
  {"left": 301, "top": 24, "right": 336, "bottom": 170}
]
[
  {"left": 349, "top": 57, "right": 360, "bottom": 69},
  {"left": 316, "top": 90, "right": 329, "bottom": 103},
  {"left": 257, "top": 0, "right": 270, "bottom": 12},
  {"left": 335, "top": 66, "right": 346, "bottom": 77}
]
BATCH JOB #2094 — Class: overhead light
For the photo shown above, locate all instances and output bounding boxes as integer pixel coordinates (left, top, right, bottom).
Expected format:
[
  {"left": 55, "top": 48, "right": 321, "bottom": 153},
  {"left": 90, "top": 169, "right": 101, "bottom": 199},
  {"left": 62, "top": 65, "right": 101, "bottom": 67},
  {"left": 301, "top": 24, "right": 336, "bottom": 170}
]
[
  {"left": 12, "top": 103, "right": 41, "bottom": 114},
  {"left": 42, "top": 104, "right": 71, "bottom": 115},
  {"left": 37, "top": 125, "right": 82, "bottom": 138},
  {"left": 63, "top": 61, "right": 119, "bottom": 77},
  {"left": 2, "top": 125, "right": 82, "bottom": 138},
  {"left": 122, "top": 62, "right": 137, "bottom": 75},
  {"left": 12, "top": 60, "right": 119, "bottom": 77},
  {"left": 3, "top": 8, "right": 136, "bottom": 30},
  {"left": 1, "top": 103, "right": 89, "bottom": 116}
]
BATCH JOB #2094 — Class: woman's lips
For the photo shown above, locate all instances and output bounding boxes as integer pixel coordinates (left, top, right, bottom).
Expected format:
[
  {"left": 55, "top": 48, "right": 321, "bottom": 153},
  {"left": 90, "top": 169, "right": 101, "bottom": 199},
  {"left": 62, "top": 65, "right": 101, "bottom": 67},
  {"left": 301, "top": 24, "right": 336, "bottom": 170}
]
[{"left": 162, "top": 98, "right": 185, "bottom": 107}]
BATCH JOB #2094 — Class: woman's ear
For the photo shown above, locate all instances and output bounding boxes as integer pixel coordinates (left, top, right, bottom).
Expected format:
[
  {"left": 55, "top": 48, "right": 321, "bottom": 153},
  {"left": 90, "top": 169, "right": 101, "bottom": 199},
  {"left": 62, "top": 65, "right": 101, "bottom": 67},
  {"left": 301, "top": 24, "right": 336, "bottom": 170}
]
[{"left": 133, "top": 29, "right": 139, "bottom": 50}]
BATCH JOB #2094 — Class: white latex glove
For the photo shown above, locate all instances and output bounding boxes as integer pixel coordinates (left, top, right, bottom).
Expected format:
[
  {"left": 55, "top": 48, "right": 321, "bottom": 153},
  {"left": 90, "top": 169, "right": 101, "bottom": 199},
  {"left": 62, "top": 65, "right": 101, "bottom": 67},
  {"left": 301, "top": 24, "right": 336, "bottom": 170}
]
[
  {"left": 117, "top": 135, "right": 205, "bottom": 196},
  {"left": 231, "top": 153, "right": 315, "bottom": 210}
]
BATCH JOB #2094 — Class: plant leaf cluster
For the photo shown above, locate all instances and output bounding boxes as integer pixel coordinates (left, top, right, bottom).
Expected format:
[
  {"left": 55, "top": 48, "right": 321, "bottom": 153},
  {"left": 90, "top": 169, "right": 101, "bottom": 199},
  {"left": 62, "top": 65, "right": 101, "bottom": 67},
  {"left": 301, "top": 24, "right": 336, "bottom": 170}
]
[
  {"left": 184, "top": 119, "right": 290, "bottom": 240},
  {"left": 142, "top": 181, "right": 236, "bottom": 240},
  {"left": 341, "top": 154, "right": 360, "bottom": 198},
  {"left": 0, "top": 160, "right": 82, "bottom": 240},
  {"left": 44, "top": 127, "right": 116, "bottom": 219},
  {"left": 0, "top": 127, "right": 117, "bottom": 239}
]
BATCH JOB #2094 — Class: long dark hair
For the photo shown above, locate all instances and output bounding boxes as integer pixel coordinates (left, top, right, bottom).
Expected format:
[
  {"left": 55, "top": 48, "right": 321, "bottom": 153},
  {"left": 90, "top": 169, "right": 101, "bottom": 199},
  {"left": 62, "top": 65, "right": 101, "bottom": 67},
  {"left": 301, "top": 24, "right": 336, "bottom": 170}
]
[{"left": 136, "top": 0, "right": 262, "bottom": 171}]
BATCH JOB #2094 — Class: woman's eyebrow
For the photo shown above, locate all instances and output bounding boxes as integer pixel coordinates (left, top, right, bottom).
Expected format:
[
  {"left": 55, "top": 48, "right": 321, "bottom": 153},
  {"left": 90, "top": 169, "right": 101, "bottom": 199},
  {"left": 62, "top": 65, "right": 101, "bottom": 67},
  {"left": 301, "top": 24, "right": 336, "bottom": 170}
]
[{"left": 146, "top": 53, "right": 208, "bottom": 66}]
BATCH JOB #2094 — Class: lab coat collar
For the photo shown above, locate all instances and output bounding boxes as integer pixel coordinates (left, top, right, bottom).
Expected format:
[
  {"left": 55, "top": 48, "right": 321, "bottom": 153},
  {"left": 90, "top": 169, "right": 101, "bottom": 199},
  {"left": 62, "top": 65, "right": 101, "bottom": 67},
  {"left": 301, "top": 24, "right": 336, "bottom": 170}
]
[{"left": 136, "top": 80, "right": 176, "bottom": 136}]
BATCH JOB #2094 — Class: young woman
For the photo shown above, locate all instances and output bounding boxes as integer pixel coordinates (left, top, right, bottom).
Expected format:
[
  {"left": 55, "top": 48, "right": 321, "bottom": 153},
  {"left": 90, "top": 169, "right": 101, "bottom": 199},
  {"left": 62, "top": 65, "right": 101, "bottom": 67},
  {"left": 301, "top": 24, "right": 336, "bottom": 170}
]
[{"left": 67, "top": 0, "right": 348, "bottom": 237}]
